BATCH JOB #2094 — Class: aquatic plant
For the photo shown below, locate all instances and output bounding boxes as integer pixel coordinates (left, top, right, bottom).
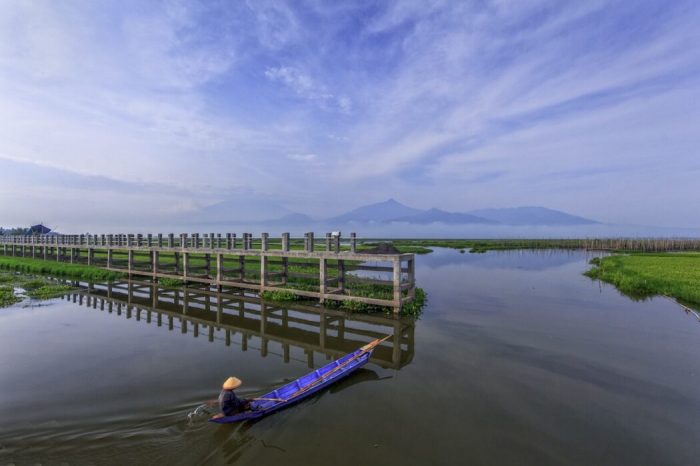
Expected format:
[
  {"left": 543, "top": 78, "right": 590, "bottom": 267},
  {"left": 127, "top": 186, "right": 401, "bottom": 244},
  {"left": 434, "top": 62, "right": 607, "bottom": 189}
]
[
  {"left": 0, "top": 285, "right": 21, "bottom": 308},
  {"left": 260, "top": 290, "right": 301, "bottom": 302},
  {"left": 159, "top": 277, "right": 185, "bottom": 288},
  {"left": 25, "top": 284, "right": 74, "bottom": 299}
]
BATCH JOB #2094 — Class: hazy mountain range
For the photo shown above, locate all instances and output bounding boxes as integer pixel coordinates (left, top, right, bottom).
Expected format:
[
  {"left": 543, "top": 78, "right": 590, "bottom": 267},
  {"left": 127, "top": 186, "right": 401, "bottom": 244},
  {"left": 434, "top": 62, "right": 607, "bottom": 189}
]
[{"left": 258, "top": 199, "right": 598, "bottom": 227}]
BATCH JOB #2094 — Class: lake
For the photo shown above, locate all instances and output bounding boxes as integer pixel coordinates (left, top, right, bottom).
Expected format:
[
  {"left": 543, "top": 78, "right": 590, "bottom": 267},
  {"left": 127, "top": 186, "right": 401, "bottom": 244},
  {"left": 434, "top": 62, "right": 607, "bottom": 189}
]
[{"left": 1, "top": 248, "right": 698, "bottom": 465}]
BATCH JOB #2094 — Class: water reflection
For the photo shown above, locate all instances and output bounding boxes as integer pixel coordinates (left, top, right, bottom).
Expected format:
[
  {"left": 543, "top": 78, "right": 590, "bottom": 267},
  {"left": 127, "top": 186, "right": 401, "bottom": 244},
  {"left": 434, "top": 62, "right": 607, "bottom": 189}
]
[
  {"left": 64, "top": 279, "right": 415, "bottom": 370},
  {"left": 419, "top": 247, "right": 606, "bottom": 270}
]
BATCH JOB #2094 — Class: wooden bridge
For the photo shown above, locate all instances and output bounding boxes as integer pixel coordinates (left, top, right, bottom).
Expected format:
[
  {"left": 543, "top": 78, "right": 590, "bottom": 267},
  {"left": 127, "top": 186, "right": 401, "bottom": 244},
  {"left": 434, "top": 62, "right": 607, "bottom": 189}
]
[
  {"left": 63, "top": 279, "right": 414, "bottom": 369},
  {"left": 0, "top": 232, "right": 416, "bottom": 313}
]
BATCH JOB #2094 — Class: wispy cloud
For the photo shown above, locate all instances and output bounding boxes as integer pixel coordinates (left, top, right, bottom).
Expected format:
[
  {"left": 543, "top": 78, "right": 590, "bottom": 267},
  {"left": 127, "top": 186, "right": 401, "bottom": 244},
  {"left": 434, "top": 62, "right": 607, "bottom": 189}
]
[
  {"left": 265, "top": 66, "right": 351, "bottom": 113},
  {"left": 287, "top": 153, "right": 318, "bottom": 162},
  {"left": 0, "top": 0, "right": 699, "bottom": 228}
]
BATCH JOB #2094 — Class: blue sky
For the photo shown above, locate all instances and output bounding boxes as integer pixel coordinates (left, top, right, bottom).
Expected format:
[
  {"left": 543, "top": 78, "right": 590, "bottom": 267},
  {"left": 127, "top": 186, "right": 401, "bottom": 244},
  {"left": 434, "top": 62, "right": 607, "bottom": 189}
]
[{"left": 1, "top": 0, "right": 699, "bottom": 231}]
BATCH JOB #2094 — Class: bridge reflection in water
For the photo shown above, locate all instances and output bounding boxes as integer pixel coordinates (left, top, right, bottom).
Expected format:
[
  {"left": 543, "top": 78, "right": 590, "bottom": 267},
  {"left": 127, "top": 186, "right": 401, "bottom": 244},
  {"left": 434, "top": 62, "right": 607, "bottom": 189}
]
[{"left": 62, "top": 280, "right": 415, "bottom": 369}]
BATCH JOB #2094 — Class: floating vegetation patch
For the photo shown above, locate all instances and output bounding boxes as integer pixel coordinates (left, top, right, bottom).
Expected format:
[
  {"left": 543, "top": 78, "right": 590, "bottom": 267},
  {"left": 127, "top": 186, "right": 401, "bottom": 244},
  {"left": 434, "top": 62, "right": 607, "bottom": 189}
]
[
  {"left": 159, "top": 278, "right": 185, "bottom": 288},
  {"left": 24, "top": 284, "right": 75, "bottom": 299},
  {"left": 260, "top": 290, "right": 302, "bottom": 302},
  {"left": 0, "top": 285, "right": 21, "bottom": 308},
  {"left": 0, "top": 271, "right": 77, "bottom": 306},
  {"left": 325, "top": 287, "right": 427, "bottom": 317}
]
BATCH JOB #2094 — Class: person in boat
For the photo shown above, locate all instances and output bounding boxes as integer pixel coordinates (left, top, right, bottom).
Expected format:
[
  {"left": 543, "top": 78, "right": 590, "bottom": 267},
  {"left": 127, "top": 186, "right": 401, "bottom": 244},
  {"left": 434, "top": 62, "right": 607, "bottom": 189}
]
[{"left": 216, "top": 376, "right": 249, "bottom": 418}]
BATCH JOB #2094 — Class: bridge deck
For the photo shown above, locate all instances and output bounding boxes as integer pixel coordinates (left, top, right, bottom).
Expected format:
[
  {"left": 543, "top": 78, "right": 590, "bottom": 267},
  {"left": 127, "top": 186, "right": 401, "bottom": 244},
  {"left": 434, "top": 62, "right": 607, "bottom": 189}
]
[{"left": 0, "top": 232, "right": 416, "bottom": 313}]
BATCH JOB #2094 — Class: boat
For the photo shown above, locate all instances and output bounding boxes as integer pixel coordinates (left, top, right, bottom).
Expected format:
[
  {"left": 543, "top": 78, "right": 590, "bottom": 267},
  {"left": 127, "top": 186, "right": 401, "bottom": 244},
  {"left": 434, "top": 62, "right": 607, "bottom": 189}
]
[{"left": 209, "top": 336, "right": 388, "bottom": 423}]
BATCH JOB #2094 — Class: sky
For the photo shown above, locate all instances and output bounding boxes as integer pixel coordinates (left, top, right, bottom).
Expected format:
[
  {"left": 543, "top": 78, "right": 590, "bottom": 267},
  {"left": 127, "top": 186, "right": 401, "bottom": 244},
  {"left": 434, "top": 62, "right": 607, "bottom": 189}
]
[{"left": 1, "top": 0, "right": 699, "bottom": 232}]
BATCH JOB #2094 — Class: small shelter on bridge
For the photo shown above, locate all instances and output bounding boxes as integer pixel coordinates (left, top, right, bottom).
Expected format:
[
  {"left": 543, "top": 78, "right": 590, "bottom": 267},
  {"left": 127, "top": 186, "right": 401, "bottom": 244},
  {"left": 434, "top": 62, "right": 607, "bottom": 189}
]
[{"left": 27, "top": 224, "right": 52, "bottom": 235}]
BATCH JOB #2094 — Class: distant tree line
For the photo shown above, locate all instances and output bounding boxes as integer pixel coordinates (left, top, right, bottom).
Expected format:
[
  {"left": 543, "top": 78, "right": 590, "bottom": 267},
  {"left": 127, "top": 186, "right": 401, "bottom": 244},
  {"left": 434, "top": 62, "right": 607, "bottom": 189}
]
[{"left": 0, "top": 227, "right": 30, "bottom": 235}]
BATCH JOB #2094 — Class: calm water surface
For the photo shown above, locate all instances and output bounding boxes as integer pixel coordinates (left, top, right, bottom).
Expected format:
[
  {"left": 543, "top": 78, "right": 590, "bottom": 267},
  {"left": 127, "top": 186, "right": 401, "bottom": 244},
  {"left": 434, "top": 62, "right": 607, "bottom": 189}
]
[{"left": 1, "top": 248, "right": 699, "bottom": 465}]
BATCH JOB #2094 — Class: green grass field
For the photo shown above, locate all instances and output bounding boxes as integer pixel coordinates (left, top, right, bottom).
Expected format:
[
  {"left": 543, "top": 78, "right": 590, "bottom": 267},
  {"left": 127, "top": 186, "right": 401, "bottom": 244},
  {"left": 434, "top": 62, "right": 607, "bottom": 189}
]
[
  {"left": 0, "top": 256, "right": 123, "bottom": 281},
  {"left": 585, "top": 253, "right": 700, "bottom": 307}
]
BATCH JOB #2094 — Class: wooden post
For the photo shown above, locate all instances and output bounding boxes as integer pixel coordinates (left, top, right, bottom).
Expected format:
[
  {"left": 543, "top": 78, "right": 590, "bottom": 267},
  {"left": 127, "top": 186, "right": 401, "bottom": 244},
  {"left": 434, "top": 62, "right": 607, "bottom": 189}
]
[
  {"left": 319, "top": 258, "right": 326, "bottom": 303},
  {"left": 260, "top": 255, "right": 267, "bottom": 291},
  {"left": 408, "top": 257, "right": 416, "bottom": 299},
  {"left": 282, "top": 257, "right": 289, "bottom": 285},
  {"left": 392, "top": 257, "right": 401, "bottom": 314},
  {"left": 183, "top": 252, "right": 189, "bottom": 281},
  {"left": 152, "top": 250, "right": 159, "bottom": 276},
  {"left": 128, "top": 249, "right": 134, "bottom": 275},
  {"left": 282, "top": 232, "right": 290, "bottom": 252},
  {"left": 168, "top": 233, "right": 174, "bottom": 248},
  {"left": 338, "top": 259, "right": 345, "bottom": 292},
  {"left": 216, "top": 253, "right": 223, "bottom": 289},
  {"left": 239, "top": 255, "right": 245, "bottom": 281},
  {"left": 350, "top": 233, "right": 357, "bottom": 253},
  {"left": 107, "top": 249, "right": 113, "bottom": 268},
  {"left": 261, "top": 233, "right": 269, "bottom": 251},
  {"left": 325, "top": 233, "right": 331, "bottom": 251}
]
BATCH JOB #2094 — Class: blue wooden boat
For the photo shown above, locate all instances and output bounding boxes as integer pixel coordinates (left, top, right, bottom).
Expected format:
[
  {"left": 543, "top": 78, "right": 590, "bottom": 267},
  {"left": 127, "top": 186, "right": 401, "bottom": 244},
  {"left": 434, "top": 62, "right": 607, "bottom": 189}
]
[{"left": 209, "top": 337, "right": 388, "bottom": 424}]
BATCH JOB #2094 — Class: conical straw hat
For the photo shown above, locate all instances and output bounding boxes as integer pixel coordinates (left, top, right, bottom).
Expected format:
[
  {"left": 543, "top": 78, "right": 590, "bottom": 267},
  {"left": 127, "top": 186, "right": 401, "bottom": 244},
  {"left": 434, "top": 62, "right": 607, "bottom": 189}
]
[{"left": 222, "top": 376, "right": 242, "bottom": 390}]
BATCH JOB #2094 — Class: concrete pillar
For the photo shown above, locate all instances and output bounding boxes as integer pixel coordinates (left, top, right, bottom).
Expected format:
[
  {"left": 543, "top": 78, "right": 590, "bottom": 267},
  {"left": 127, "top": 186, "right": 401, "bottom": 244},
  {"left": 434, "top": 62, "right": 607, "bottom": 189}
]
[
  {"left": 350, "top": 233, "right": 357, "bottom": 253},
  {"left": 167, "top": 233, "right": 174, "bottom": 248},
  {"left": 325, "top": 233, "right": 332, "bottom": 251},
  {"left": 147, "top": 234, "right": 152, "bottom": 247},
  {"left": 157, "top": 233, "right": 163, "bottom": 248},
  {"left": 282, "top": 232, "right": 290, "bottom": 252},
  {"left": 261, "top": 233, "right": 269, "bottom": 251}
]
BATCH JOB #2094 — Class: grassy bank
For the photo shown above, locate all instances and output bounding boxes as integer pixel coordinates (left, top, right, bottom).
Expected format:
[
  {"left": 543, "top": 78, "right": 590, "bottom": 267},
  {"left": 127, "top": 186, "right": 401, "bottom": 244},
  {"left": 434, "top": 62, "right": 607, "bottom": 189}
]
[
  {"left": 585, "top": 253, "right": 700, "bottom": 307},
  {"left": 384, "top": 238, "right": 700, "bottom": 254},
  {"left": 386, "top": 239, "right": 588, "bottom": 254},
  {"left": 0, "top": 256, "right": 124, "bottom": 281}
]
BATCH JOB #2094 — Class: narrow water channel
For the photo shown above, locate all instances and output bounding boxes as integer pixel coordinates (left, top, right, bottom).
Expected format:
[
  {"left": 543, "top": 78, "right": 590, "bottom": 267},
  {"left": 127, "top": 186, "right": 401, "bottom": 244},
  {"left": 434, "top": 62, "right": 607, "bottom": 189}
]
[{"left": 1, "top": 248, "right": 698, "bottom": 465}]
